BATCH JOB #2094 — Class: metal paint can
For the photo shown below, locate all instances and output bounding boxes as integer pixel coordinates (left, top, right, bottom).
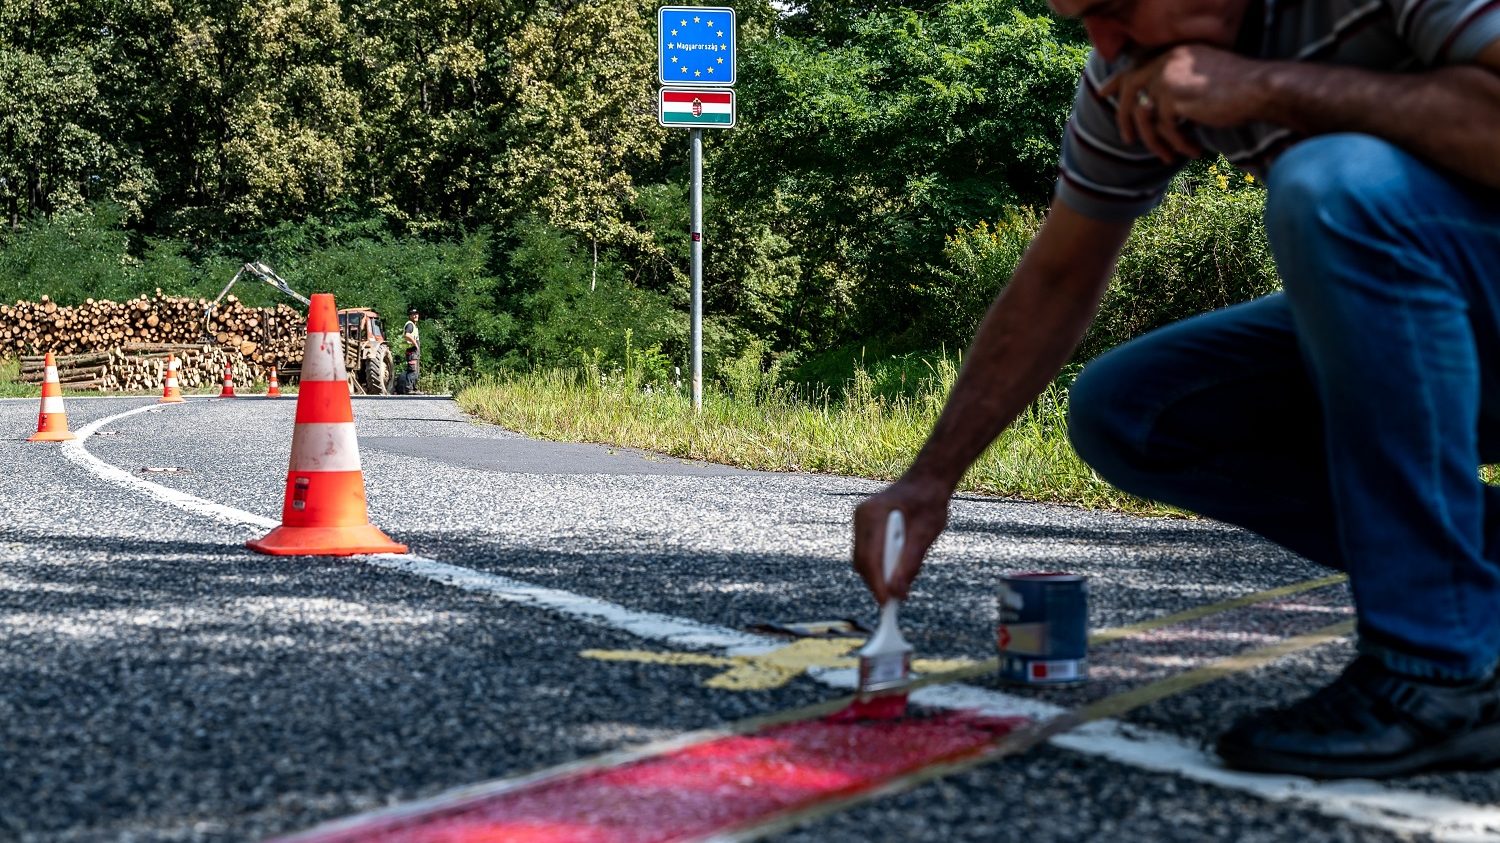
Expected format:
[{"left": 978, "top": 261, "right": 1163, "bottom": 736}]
[{"left": 997, "top": 572, "right": 1088, "bottom": 684}]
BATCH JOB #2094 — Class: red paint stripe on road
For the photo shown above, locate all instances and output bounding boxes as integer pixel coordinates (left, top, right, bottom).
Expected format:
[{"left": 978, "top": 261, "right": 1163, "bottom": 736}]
[{"left": 293, "top": 713, "right": 1026, "bottom": 842}]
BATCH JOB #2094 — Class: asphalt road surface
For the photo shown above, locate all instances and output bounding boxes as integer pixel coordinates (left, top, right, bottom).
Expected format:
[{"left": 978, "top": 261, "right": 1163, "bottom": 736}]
[{"left": 3, "top": 394, "right": 1498, "bottom": 842}]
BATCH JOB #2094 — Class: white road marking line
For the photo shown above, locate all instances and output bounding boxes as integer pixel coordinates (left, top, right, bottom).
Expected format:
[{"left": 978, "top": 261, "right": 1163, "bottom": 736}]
[
  {"left": 63, "top": 403, "right": 1500, "bottom": 842},
  {"left": 363, "top": 554, "right": 770, "bottom": 653},
  {"left": 62, "top": 403, "right": 278, "bottom": 530}
]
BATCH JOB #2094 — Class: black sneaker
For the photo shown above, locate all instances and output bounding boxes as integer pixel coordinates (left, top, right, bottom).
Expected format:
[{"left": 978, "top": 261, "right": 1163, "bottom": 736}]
[{"left": 1216, "top": 656, "right": 1500, "bottom": 778}]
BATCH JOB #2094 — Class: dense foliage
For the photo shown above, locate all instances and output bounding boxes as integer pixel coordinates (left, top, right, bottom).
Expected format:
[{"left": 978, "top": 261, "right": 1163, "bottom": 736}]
[{"left": 0, "top": 0, "right": 1270, "bottom": 389}]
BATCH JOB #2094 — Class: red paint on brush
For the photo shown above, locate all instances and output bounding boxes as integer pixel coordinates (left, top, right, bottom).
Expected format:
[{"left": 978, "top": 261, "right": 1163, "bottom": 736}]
[
  {"left": 289, "top": 713, "right": 1028, "bottom": 843},
  {"left": 826, "top": 693, "right": 910, "bottom": 722}
]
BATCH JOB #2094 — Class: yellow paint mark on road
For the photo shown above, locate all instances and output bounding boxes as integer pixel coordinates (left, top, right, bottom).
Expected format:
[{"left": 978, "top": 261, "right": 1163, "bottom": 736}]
[
  {"left": 582, "top": 650, "right": 733, "bottom": 668},
  {"left": 582, "top": 638, "right": 979, "bottom": 691},
  {"left": 705, "top": 639, "right": 863, "bottom": 691}
]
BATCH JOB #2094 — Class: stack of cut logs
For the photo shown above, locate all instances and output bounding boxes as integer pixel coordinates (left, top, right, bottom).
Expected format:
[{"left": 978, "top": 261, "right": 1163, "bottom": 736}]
[
  {"left": 2, "top": 292, "right": 306, "bottom": 392},
  {"left": 16, "top": 344, "right": 292, "bottom": 392}
]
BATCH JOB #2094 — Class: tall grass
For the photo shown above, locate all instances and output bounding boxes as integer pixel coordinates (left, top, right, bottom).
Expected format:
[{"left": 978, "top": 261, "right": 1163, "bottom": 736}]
[
  {"left": 457, "top": 360, "right": 1167, "bottom": 514},
  {"left": 0, "top": 358, "right": 31, "bottom": 397}
]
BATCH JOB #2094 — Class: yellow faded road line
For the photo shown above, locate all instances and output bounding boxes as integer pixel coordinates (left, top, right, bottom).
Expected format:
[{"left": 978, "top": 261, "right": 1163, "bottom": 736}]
[
  {"left": 892, "top": 573, "right": 1351, "bottom": 694},
  {"left": 1088, "top": 573, "right": 1350, "bottom": 645},
  {"left": 583, "top": 639, "right": 973, "bottom": 691},
  {"left": 581, "top": 574, "right": 1350, "bottom": 692},
  {"left": 1071, "top": 619, "right": 1357, "bottom": 723}
]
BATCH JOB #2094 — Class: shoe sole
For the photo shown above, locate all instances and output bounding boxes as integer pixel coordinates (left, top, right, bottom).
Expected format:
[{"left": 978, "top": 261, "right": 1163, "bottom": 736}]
[{"left": 1219, "top": 720, "right": 1500, "bottom": 779}]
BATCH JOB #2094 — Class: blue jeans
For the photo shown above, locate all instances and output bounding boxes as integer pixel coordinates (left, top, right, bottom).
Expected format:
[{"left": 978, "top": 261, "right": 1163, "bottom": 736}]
[{"left": 1068, "top": 134, "right": 1500, "bottom": 682}]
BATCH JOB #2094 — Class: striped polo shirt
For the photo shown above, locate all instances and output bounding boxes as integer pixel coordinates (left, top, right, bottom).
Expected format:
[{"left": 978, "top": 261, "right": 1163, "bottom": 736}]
[{"left": 1056, "top": 0, "right": 1500, "bottom": 220}]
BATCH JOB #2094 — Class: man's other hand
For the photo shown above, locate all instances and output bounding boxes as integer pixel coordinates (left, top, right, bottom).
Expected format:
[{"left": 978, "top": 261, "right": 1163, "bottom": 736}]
[
  {"left": 852, "top": 475, "right": 953, "bottom": 605},
  {"left": 1101, "top": 45, "right": 1271, "bottom": 163}
]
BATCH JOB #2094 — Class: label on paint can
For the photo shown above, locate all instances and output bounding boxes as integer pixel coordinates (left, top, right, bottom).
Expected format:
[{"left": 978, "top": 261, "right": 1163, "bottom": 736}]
[{"left": 997, "top": 572, "right": 1088, "bottom": 684}]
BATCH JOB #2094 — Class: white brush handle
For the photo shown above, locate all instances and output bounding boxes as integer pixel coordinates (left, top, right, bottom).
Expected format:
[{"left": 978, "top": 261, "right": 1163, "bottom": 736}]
[
  {"left": 882, "top": 509, "right": 905, "bottom": 587},
  {"left": 859, "top": 508, "right": 913, "bottom": 670}
]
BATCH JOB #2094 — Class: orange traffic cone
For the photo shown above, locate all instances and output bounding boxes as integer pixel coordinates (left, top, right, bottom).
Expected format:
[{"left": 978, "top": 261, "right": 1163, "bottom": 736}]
[
  {"left": 28, "top": 352, "right": 76, "bottom": 442},
  {"left": 218, "top": 362, "right": 237, "bottom": 398},
  {"left": 267, "top": 366, "right": 281, "bottom": 398},
  {"left": 247, "top": 293, "right": 407, "bottom": 556},
  {"left": 160, "top": 354, "right": 185, "bottom": 403}
]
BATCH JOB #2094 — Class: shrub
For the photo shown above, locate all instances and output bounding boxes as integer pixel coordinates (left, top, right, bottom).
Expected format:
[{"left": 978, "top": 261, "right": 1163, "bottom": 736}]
[
  {"left": 1085, "top": 174, "right": 1277, "bottom": 361},
  {"left": 938, "top": 164, "right": 1278, "bottom": 364}
]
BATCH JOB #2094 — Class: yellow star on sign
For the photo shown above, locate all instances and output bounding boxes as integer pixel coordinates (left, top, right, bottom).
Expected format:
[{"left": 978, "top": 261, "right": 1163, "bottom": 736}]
[{"left": 580, "top": 639, "right": 976, "bottom": 691}]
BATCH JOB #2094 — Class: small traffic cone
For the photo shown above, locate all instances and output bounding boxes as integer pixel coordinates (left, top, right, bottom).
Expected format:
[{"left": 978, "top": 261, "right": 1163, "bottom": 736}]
[
  {"left": 218, "top": 362, "right": 237, "bottom": 398},
  {"left": 28, "top": 352, "right": 76, "bottom": 442},
  {"left": 267, "top": 366, "right": 281, "bottom": 398},
  {"left": 247, "top": 293, "right": 407, "bottom": 556},
  {"left": 159, "top": 354, "right": 185, "bottom": 404}
]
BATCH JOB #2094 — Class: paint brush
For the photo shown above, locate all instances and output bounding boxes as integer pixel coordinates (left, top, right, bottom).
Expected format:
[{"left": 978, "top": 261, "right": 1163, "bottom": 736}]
[{"left": 847, "top": 509, "right": 914, "bottom": 719}]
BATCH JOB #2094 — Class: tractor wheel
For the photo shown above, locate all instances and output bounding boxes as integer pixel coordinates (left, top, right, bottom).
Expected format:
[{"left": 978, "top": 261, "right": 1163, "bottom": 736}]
[{"left": 363, "top": 353, "right": 390, "bottom": 396}]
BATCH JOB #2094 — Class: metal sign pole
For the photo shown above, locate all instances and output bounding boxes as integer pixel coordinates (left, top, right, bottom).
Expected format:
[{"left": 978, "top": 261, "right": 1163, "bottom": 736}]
[
  {"left": 690, "top": 127, "right": 704, "bottom": 413},
  {"left": 658, "top": 7, "right": 734, "bottom": 415}
]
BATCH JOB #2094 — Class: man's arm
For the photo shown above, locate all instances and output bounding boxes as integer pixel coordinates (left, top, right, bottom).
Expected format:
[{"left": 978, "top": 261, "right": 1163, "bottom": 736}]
[
  {"left": 852, "top": 201, "right": 1133, "bottom": 604},
  {"left": 1103, "top": 43, "right": 1500, "bottom": 188},
  {"left": 1257, "top": 42, "right": 1500, "bottom": 187}
]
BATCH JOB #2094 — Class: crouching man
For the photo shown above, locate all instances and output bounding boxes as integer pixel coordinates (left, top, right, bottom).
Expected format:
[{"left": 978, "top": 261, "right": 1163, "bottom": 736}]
[{"left": 853, "top": 0, "right": 1500, "bottom": 778}]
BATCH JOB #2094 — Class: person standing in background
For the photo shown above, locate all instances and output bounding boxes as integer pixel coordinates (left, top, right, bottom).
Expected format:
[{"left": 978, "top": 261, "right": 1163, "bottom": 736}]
[{"left": 402, "top": 308, "right": 421, "bottom": 394}]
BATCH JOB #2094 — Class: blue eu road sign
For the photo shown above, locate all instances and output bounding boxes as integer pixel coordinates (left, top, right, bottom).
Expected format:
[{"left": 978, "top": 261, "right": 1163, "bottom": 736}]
[{"left": 658, "top": 6, "right": 735, "bottom": 87}]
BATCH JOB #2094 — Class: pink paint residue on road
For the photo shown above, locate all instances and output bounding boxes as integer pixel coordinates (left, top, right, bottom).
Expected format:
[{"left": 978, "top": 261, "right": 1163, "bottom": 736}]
[{"left": 297, "top": 713, "right": 1027, "bottom": 842}]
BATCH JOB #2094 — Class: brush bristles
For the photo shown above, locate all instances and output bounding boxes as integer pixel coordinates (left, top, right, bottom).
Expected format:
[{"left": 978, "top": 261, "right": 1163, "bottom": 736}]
[{"left": 858, "top": 652, "right": 912, "bottom": 693}]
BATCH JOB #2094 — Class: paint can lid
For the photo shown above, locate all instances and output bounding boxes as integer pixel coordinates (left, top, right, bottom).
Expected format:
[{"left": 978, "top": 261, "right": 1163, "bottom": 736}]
[{"left": 1004, "top": 572, "right": 1085, "bottom": 582}]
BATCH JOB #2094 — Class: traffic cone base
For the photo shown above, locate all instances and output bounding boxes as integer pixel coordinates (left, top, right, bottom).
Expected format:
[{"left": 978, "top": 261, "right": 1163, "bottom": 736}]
[
  {"left": 28, "top": 428, "right": 76, "bottom": 442},
  {"left": 246, "top": 524, "right": 407, "bottom": 557}
]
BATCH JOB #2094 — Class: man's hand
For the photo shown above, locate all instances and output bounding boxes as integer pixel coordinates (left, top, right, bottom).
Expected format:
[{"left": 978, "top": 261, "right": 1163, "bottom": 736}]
[
  {"left": 853, "top": 475, "right": 953, "bottom": 605},
  {"left": 1101, "top": 45, "right": 1272, "bottom": 163}
]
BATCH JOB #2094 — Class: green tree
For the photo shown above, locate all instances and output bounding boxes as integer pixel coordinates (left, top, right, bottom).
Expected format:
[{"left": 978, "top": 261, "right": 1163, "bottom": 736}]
[{"left": 715, "top": 0, "right": 1087, "bottom": 349}]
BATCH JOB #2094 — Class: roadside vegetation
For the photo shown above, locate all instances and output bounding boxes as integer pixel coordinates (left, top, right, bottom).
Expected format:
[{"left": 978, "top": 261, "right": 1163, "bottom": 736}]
[
  {"left": 2, "top": 0, "right": 1279, "bottom": 510},
  {"left": 458, "top": 177, "right": 1274, "bottom": 514},
  {"left": 458, "top": 361, "right": 1162, "bottom": 512}
]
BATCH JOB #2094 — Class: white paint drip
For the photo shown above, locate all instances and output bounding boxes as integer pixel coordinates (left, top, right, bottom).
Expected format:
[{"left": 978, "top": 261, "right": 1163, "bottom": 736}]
[{"left": 65, "top": 402, "right": 1500, "bottom": 843}]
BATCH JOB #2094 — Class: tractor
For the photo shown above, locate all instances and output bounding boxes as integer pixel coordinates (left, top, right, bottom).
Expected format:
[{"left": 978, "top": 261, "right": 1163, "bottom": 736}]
[
  {"left": 206, "top": 262, "right": 397, "bottom": 395},
  {"left": 337, "top": 307, "right": 396, "bottom": 395}
]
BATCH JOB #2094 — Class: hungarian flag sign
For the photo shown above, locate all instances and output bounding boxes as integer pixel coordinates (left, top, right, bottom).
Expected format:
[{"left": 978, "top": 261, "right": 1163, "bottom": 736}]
[{"left": 659, "top": 89, "right": 735, "bottom": 128}]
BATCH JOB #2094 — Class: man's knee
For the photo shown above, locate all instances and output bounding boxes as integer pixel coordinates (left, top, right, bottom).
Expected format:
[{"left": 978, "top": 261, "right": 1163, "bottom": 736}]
[
  {"left": 1067, "top": 350, "right": 1150, "bottom": 484},
  {"left": 1264, "top": 133, "right": 1413, "bottom": 251}
]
